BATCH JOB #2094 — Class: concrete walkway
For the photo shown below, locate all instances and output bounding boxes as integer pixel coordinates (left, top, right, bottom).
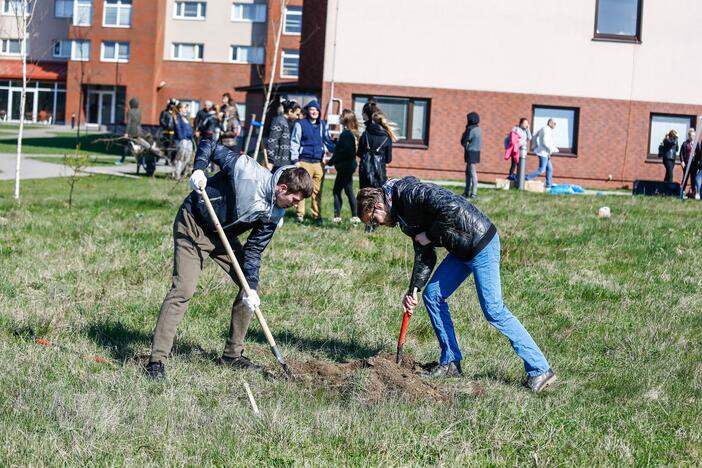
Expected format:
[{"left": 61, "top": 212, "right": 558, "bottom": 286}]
[{"left": 0, "top": 153, "right": 170, "bottom": 180}]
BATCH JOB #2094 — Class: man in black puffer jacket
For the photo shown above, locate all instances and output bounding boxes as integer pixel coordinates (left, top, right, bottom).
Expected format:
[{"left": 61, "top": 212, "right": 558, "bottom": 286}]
[{"left": 357, "top": 177, "right": 556, "bottom": 392}]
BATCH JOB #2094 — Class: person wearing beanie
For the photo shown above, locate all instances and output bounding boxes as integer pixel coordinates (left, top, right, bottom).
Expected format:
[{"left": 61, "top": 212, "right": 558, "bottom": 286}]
[{"left": 290, "top": 99, "right": 335, "bottom": 222}]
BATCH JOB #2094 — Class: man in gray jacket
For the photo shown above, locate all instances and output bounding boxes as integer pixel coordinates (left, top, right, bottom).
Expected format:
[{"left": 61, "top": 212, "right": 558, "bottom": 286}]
[{"left": 145, "top": 139, "right": 313, "bottom": 379}]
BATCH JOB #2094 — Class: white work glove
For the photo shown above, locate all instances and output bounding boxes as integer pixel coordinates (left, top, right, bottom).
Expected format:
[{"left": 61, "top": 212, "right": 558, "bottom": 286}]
[
  {"left": 242, "top": 290, "right": 260, "bottom": 313},
  {"left": 189, "top": 169, "right": 207, "bottom": 192}
]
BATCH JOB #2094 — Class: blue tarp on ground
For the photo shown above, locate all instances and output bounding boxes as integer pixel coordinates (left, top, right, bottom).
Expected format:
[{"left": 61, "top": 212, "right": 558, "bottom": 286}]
[{"left": 549, "top": 184, "right": 586, "bottom": 195}]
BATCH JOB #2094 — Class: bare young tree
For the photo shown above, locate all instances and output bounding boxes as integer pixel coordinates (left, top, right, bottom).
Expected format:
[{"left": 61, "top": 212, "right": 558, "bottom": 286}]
[
  {"left": 13, "top": 0, "right": 35, "bottom": 201},
  {"left": 252, "top": 0, "right": 287, "bottom": 158}
]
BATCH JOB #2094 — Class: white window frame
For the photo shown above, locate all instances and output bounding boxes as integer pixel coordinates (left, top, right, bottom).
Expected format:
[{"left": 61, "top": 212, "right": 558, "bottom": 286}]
[
  {"left": 0, "top": 38, "right": 21, "bottom": 56},
  {"left": 100, "top": 41, "right": 129, "bottom": 63},
  {"left": 52, "top": 39, "right": 71, "bottom": 58},
  {"left": 283, "top": 6, "right": 302, "bottom": 35},
  {"left": 2, "top": 0, "right": 33, "bottom": 16},
  {"left": 532, "top": 105, "right": 580, "bottom": 155},
  {"left": 171, "top": 42, "right": 203, "bottom": 61},
  {"left": 280, "top": 49, "right": 299, "bottom": 78},
  {"left": 231, "top": 3, "right": 266, "bottom": 22},
  {"left": 648, "top": 113, "right": 695, "bottom": 159},
  {"left": 230, "top": 45, "right": 264, "bottom": 64},
  {"left": 70, "top": 40, "right": 90, "bottom": 61},
  {"left": 73, "top": 0, "right": 91, "bottom": 26},
  {"left": 174, "top": 1, "right": 206, "bottom": 20},
  {"left": 55, "top": 0, "right": 73, "bottom": 18},
  {"left": 102, "top": 0, "right": 131, "bottom": 28}
]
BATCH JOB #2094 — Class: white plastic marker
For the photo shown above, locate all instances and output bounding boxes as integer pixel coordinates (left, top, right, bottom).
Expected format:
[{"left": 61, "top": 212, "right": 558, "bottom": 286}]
[
  {"left": 244, "top": 382, "right": 260, "bottom": 415},
  {"left": 680, "top": 116, "right": 702, "bottom": 198}
]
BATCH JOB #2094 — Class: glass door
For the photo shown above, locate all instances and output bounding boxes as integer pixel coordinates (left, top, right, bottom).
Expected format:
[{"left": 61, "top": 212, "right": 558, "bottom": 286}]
[
  {"left": 10, "top": 89, "right": 35, "bottom": 121},
  {"left": 100, "top": 92, "right": 113, "bottom": 125},
  {"left": 86, "top": 91, "right": 100, "bottom": 124}
]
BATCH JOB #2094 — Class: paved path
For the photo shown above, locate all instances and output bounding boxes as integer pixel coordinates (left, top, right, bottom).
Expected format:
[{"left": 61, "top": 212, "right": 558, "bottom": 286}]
[{"left": 0, "top": 153, "right": 170, "bottom": 180}]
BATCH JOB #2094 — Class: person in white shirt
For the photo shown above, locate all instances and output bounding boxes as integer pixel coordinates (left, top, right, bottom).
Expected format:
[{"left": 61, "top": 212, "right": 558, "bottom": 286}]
[{"left": 526, "top": 119, "right": 559, "bottom": 187}]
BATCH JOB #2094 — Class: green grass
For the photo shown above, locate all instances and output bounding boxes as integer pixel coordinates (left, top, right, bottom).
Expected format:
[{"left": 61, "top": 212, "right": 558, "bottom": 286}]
[
  {"left": 1, "top": 175, "right": 701, "bottom": 465},
  {"left": 0, "top": 132, "right": 122, "bottom": 156}
]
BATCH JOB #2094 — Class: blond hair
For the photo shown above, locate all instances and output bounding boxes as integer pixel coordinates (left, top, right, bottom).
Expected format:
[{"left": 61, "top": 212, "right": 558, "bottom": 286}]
[
  {"left": 340, "top": 109, "right": 360, "bottom": 139},
  {"left": 371, "top": 111, "right": 398, "bottom": 142}
]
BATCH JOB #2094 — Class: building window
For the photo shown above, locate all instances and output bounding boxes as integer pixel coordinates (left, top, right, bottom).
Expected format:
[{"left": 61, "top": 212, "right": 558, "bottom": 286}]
[
  {"left": 172, "top": 42, "right": 203, "bottom": 61},
  {"left": 53, "top": 39, "right": 71, "bottom": 58},
  {"left": 236, "top": 103, "right": 246, "bottom": 121},
  {"left": 103, "top": 0, "right": 131, "bottom": 27},
  {"left": 280, "top": 49, "right": 299, "bottom": 78},
  {"left": 177, "top": 99, "right": 199, "bottom": 118},
  {"left": 71, "top": 39, "right": 90, "bottom": 60},
  {"left": 101, "top": 41, "right": 129, "bottom": 62},
  {"left": 531, "top": 105, "right": 580, "bottom": 155},
  {"left": 73, "top": 0, "right": 91, "bottom": 25},
  {"left": 594, "top": 0, "right": 643, "bottom": 43},
  {"left": 55, "top": 0, "right": 72, "bottom": 17},
  {"left": 230, "top": 45, "right": 264, "bottom": 64},
  {"left": 2, "top": 0, "right": 33, "bottom": 16},
  {"left": 0, "top": 39, "right": 21, "bottom": 55},
  {"left": 353, "top": 95, "right": 431, "bottom": 146},
  {"left": 231, "top": 3, "right": 266, "bottom": 22},
  {"left": 647, "top": 113, "right": 695, "bottom": 160},
  {"left": 174, "top": 1, "right": 206, "bottom": 19},
  {"left": 283, "top": 6, "right": 302, "bottom": 35}
]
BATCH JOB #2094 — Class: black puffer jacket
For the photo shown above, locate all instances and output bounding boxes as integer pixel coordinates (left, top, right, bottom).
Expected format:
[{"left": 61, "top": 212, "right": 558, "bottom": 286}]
[
  {"left": 661, "top": 137, "right": 679, "bottom": 161},
  {"left": 389, "top": 176, "right": 497, "bottom": 292}
]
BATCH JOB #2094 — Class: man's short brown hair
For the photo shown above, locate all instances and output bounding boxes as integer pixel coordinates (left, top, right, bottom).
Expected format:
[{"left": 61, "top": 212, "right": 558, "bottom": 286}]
[
  {"left": 356, "top": 187, "right": 384, "bottom": 221},
  {"left": 278, "top": 167, "right": 313, "bottom": 198}
]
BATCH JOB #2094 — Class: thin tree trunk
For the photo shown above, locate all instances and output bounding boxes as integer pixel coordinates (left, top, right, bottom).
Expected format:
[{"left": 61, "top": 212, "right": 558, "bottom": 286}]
[
  {"left": 252, "top": 0, "right": 287, "bottom": 158},
  {"left": 14, "top": 0, "right": 28, "bottom": 201}
]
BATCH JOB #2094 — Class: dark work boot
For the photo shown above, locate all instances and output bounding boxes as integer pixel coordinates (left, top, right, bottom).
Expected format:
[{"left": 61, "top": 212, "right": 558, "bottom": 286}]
[
  {"left": 217, "top": 354, "right": 262, "bottom": 371},
  {"left": 144, "top": 361, "right": 166, "bottom": 380},
  {"left": 525, "top": 369, "right": 556, "bottom": 393},
  {"left": 420, "top": 361, "right": 463, "bottom": 379}
]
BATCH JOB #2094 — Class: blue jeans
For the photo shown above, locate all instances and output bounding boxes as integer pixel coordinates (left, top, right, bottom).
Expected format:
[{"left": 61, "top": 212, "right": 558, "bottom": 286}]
[
  {"left": 526, "top": 155, "right": 552, "bottom": 187},
  {"left": 421, "top": 234, "right": 550, "bottom": 377},
  {"left": 695, "top": 170, "right": 702, "bottom": 194}
]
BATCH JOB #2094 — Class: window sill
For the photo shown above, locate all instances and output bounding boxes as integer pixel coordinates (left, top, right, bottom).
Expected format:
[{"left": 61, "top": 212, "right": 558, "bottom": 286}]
[
  {"left": 280, "top": 73, "right": 299, "bottom": 79},
  {"left": 100, "top": 59, "right": 129, "bottom": 63},
  {"left": 102, "top": 24, "right": 131, "bottom": 28},
  {"left": 173, "top": 17, "right": 206, "bottom": 21},
  {"left": 170, "top": 58, "right": 204, "bottom": 62},
  {"left": 283, "top": 32, "right": 301, "bottom": 36},
  {"left": 394, "top": 142, "right": 428, "bottom": 150},
  {"left": 528, "top": 151, "right": 578, "bottom": 158},
  {"left": 592, "top": 35, "right": 641, "bottom": 44}
]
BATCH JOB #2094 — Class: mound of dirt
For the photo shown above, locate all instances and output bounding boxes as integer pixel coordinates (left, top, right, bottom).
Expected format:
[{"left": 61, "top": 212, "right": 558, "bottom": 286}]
[{"left": 289, "top": 353, "right": 483, "bottom": 403}]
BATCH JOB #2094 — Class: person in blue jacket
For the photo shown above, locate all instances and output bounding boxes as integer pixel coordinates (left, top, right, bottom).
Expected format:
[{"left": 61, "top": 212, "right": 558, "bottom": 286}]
[{"left": 290, "top": 99, "right": 335, "bottom": 222}]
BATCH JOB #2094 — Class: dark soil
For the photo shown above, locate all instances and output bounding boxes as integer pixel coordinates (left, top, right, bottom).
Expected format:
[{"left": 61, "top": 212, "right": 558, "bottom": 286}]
[{"left": 289, "top": 353, "right": 484, "bottom": 403}]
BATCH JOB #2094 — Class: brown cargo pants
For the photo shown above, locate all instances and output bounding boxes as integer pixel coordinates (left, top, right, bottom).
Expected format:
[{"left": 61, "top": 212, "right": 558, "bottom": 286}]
[{"left": 149, "top": 207, "right": 256, "bottom": 363}]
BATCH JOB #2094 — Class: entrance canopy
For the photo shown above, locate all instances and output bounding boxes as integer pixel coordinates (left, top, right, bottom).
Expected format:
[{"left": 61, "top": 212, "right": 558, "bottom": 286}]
[{"left": 0, "top": 61, "right": 67, "bottom": 81}]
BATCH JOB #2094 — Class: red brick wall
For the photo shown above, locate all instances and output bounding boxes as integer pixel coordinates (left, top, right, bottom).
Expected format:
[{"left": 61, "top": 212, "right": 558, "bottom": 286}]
[
  {"left": 157, "top": 61, "right": 253, "bottom": 117},
  {"left": 65, "top": 0, "right": 167, "bottom": 126},
  {"left": 323, "top": 81, "right": 702, "bottom": 188},
  {"left": 264, "top": 0, "right": 303, "bottom": 86}
]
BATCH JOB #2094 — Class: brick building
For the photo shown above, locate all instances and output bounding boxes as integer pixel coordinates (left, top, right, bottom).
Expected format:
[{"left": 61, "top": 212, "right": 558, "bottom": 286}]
[
  {"left": 1, "top": 0, "right": 304, "bottom": 127},
  {"left": 302, "top": 0, "right": 702, "bottom": 188}
]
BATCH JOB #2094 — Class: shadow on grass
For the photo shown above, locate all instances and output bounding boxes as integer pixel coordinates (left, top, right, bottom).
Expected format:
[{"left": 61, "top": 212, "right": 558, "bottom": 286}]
[
  {"left": 85, "top": 320, "right": 217, "bottom": 362},
  {"left": 246, "top": 328, "right": 384, "bottom": 362},
  {"left": 0, "top": 133, "right": 122, "bottom": 155}
]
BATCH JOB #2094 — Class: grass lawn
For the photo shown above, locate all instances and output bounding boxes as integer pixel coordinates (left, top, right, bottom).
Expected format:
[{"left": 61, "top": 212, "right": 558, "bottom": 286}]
[
  {"left": 0, "top": 175, "right": 701, "bottom": 465},
  {"left": 0, "top": 132, "right": 122, "bottom": 156}
]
